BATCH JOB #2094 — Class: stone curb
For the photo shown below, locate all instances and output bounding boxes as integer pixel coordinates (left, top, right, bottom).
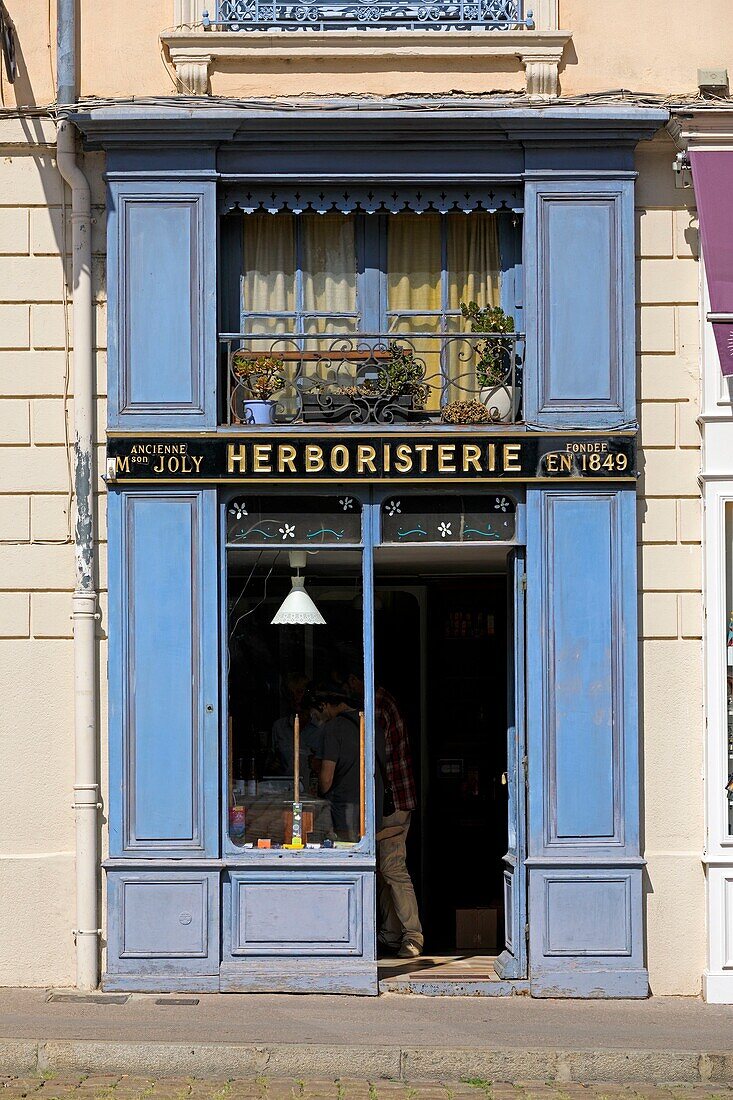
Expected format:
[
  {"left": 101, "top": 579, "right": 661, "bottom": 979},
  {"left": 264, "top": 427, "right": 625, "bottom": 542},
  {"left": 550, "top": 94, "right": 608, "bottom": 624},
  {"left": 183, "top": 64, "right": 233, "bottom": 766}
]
[{"left": 0, "top": 1041, "right": 732, "bottom": 1084}]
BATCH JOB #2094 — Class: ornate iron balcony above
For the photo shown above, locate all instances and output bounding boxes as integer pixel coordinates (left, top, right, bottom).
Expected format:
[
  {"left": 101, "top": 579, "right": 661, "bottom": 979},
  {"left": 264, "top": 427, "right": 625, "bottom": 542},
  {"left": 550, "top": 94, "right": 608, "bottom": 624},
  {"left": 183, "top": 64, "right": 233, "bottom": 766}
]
[
  {"left": 203, "top": 0, "right": 533, "bottom": 31},
  {"left": 221, "top": 331, "right": 524, "bottom": 427}
]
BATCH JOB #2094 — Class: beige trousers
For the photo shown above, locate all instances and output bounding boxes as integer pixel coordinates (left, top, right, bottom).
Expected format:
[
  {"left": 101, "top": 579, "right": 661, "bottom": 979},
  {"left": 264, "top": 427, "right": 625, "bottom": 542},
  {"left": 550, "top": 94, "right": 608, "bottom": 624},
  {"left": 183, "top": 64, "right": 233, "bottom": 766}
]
[{"left": 376, "top": 809, "right": 423, "bottom": 948}]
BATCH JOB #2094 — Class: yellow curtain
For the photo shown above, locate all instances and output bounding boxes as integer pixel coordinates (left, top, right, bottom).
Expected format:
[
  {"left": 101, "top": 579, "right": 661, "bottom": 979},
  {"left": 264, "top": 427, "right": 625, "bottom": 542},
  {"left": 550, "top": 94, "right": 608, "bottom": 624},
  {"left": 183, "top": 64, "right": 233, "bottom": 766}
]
[
  {"left": 387, "top": 214, "right": 442, "bottom": 408},
  {"left": 302, "top": 214, "right": 357, "bottom": 333},
  {"left": 242, "top": 214, "right": 295, "bottom": 337},
  {"left": 387, "top": 212, "right": 501, "bottom": 407}
]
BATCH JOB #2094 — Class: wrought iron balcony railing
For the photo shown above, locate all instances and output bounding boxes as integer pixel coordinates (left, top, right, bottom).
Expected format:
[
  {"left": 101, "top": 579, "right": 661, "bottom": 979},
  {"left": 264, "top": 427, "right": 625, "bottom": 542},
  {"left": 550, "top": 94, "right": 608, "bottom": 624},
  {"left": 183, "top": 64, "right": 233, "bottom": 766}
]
[
  {"left": 221, "top": 331, "right": 524, "bottom": 427},
  {"left": 203, "top": 0, "right": 533, "bottom": 32}
]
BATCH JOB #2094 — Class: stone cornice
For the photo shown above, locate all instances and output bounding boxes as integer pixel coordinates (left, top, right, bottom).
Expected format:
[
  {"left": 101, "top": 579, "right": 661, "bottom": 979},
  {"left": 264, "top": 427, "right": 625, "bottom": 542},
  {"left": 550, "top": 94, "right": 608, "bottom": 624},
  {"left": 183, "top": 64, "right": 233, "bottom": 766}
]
[
  {"left": 160, "top": 28, "right": 572, "bottom": 98},
  {"left": 668, "top": 106, "right": 733, "bottom": 150}
]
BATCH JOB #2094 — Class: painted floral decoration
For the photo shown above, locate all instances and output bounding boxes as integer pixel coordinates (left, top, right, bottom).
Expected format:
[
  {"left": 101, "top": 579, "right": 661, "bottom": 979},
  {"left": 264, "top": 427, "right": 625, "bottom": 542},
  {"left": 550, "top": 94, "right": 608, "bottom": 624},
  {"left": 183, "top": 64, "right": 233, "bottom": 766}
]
[
  {"left": 495, "top": 497, "right": 509, "bottom": 512},
  {"left": 385, "top": 500, "right": 401, "bottom": 517},
  {"left": 228, "top": 502, "right": 248, "bottom": 520},
  {"left": 339, "top": 497, "right": 354, "bottom": 511},
  {"left": 438, "top": 521, "right": 452, "bottom": 538},
  {"left": 279, "top": 524, "right": 296, "bottom": 539}
]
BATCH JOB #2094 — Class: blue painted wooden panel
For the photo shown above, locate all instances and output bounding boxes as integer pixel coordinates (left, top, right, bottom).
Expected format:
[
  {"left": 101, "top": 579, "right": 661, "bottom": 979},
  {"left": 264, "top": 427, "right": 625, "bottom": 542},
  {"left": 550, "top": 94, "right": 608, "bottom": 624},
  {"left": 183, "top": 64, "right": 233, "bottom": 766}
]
[
  {"left": 523, "top": 180, "right": 635, "bottom": 428},
  {"left": 105, "top": 870, "right": 219, "bottom": 978},
  {"left": 226, "top": 872, "right": 365, "bottom": 956},
  {"left": 107, "top": 182, "right": 216, "bottom": 429},
  {"left": 108, "top": 489, "right": 219, "bottom": 857},
  {"left": 525, "top": 488, "right": 647, "bottom": 997},
  {"left": 495, "top": 549, "right": 527, "bottom": 981}
]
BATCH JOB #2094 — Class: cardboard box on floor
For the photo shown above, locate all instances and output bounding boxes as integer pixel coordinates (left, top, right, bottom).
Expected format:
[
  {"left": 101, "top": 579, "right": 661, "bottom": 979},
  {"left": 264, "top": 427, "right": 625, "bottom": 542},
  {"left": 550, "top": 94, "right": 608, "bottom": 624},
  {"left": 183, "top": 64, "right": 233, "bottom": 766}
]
[{"left": 456, "top": 907, "right": 498, "bottom": 952}]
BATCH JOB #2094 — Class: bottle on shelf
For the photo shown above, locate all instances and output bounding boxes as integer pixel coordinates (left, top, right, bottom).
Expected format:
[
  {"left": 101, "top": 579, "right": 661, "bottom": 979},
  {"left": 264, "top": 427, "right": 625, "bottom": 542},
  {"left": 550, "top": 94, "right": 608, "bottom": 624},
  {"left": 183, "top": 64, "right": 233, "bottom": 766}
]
[{"left": 246, "top": 754, "right": 258, "bottom": 798}]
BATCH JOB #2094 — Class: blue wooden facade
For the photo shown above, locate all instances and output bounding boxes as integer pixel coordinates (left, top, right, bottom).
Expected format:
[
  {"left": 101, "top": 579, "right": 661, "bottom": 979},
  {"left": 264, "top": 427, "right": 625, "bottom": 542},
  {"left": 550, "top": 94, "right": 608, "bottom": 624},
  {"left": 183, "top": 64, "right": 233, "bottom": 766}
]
[{"left": 74, "top": 102, "right": 665, "bottom": 997}]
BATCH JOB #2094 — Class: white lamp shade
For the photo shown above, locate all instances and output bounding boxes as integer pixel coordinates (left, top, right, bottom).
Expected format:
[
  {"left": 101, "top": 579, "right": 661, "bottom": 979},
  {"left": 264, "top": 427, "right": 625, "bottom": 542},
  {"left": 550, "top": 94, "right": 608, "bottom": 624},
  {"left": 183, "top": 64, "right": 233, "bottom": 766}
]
[{"left": 271, "top": 576, "right": 326, "bottom": 626}]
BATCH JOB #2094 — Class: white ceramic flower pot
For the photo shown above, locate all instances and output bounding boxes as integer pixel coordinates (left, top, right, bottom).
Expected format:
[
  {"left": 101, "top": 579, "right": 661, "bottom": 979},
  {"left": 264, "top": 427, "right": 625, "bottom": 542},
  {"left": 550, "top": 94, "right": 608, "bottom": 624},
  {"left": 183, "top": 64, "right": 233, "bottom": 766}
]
[
  {"left": 480, "top": 385, "right": 515, "bottom": 422},
  {"left": 240, "top": 398, "right": 276, "bottom": 425}
]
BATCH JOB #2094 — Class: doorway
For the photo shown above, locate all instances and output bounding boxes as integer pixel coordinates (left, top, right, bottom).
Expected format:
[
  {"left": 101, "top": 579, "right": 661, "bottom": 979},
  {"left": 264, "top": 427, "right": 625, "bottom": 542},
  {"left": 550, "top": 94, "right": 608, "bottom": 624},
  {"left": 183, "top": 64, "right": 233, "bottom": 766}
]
[{"left": 374, "top": 546, "right": 511, "bottom": 970}]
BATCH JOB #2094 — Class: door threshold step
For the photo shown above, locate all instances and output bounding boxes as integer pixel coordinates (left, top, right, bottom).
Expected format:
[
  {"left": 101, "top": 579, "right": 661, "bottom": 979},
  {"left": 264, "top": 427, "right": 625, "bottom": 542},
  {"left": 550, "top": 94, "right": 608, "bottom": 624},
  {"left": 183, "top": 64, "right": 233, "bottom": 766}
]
[{"left": 379, "top": 976, "right": 529, "bottom": 996}]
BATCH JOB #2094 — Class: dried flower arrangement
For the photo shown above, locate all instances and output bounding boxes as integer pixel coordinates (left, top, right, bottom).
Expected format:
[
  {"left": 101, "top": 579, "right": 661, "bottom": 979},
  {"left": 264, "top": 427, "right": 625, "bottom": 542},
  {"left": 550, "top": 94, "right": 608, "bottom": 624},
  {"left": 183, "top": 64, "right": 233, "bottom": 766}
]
[{"left": 441, "top": 400, "right": 492, "bottom": 425}]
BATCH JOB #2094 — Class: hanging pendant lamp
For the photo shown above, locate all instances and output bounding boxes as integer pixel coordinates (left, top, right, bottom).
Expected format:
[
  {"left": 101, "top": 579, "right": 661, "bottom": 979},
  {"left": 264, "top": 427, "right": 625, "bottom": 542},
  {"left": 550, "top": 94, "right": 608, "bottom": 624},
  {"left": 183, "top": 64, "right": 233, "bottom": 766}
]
[{"left": 271, "top": 552, "right": 326, "bottom": 626}]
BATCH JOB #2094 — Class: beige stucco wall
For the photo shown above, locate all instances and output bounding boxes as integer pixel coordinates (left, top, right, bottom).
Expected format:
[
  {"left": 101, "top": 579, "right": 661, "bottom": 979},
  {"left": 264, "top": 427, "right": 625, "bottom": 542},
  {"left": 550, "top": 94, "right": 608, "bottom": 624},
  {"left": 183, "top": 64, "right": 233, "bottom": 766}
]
[
  {"left": 0, "top": 127, "right": 706, "bottom": 991},
  {"left": 4, "top": 1, "right": 733, "bottom": 104},
  {"left": 635, "top": 137, "right": 705, "bottom": 996},
  {"left": 0, "top": 125, "right": 108, "bottom": 986}
]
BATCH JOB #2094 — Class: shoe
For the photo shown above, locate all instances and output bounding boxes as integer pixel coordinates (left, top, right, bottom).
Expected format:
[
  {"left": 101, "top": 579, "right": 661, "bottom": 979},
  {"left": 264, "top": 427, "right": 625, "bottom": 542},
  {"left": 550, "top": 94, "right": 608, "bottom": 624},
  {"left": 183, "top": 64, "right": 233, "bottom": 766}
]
[
  {"left": 397, "top": 938, "right": 422, "bottom": 959},
  {"left": 377, "top": 934, "right": 400, "bottom": 958}
]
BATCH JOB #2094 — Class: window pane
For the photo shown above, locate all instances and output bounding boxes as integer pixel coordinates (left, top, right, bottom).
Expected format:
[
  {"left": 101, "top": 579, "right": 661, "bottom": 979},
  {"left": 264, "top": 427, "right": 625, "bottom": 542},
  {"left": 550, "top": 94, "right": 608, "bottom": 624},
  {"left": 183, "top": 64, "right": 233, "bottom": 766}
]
[
  {"left": 387, "top": 213, "right": 442, "bottom": 315},
  {"left": 227, "top": 548, "right": 366, "bottom": 849},
  {"left": 226, "top": 494, "right": 363, "bottom": 546},
  {"left": 381, "top": 494, "right": 516, "bottom": 543}
]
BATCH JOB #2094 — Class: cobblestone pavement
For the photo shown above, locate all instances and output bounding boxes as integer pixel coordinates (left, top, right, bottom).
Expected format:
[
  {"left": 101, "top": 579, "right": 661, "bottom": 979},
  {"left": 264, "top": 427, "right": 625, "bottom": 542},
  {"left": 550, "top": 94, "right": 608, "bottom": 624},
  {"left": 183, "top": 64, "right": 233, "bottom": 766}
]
[{"left": 2, "top": 1078, "right": 733, "bottom": 1100}]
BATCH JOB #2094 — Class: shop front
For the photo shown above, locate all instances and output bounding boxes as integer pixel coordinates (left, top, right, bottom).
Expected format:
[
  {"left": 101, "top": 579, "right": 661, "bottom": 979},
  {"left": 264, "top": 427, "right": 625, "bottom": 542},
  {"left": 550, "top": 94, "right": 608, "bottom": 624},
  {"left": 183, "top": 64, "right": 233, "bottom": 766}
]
[{"left": 76, "top": 100, "right": 665, "bottom": 997}]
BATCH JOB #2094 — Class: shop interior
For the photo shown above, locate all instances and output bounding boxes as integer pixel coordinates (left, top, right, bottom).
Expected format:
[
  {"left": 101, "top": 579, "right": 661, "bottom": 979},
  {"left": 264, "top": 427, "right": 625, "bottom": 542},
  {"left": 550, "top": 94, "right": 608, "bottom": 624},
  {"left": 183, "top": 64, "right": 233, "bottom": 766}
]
[{"left": 226, "top": 540, "right": 511, "bottom": 958}]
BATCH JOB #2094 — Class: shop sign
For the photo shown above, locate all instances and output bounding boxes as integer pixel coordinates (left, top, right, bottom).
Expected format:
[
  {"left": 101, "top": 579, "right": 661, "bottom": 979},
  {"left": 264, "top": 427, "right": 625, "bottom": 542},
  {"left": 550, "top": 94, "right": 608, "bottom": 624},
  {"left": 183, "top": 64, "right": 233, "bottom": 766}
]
[{"left": 106, "top": 433, "right": 636, "bottom": 484}]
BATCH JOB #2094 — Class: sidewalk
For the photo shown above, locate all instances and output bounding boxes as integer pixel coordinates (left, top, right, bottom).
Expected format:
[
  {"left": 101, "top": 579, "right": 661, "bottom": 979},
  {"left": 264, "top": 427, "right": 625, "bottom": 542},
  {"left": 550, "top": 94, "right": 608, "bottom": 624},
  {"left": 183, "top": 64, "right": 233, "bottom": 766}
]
[{"left": 0, "top": 989, "right": 732, "bottom": 1084}]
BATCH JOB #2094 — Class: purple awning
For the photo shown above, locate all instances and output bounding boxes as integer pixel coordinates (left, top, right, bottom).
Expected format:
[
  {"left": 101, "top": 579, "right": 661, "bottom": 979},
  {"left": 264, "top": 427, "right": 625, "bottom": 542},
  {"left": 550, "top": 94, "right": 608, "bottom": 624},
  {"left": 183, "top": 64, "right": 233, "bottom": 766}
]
[{"left": 690, "top": 150, "right": 733, "bottom": 375}]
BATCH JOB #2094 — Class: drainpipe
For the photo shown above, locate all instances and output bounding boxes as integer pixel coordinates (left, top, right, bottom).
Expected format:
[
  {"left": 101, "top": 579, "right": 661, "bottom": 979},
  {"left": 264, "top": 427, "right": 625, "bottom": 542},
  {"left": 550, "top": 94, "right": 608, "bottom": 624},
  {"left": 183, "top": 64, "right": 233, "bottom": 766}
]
[{"left": 56, "top": 0, "right": 100, "bottom": 991}]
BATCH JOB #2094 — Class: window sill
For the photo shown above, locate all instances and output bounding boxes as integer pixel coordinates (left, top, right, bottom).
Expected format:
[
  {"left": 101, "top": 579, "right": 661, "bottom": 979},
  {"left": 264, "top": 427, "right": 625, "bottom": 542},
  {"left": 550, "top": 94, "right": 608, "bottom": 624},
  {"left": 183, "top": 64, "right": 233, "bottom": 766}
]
[{"left": 160, "top": 28, "right": 571, "bottom": 98}]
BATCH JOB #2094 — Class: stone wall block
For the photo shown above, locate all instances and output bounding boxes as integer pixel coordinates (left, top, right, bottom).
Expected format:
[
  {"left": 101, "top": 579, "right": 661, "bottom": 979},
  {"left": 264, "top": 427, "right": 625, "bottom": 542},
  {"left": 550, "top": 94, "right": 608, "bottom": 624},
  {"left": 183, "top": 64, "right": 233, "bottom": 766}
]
[
  {"left": 32, "top": 397, "right": 69, "bottom": 446},
  {"left": 0, "top": 256, "right": 66, "bottom": 303},
  {"left": 675, "top": 210, "right": 699, "bottom": 259},
  {"left": 31, "top": 495, "right": 70, "bottom": 542},
  {"left": 640, "top": 591, "right": 678, "bottom": 638},
  {"left": 0, "top": 156, "right": 64, "bottom": 205},
  {"left": 639, "top": 258, "right": 699, "bottom": 305},
  {"left": 677, "top": 304, "right": 701, "bottom": 366},
  {"left": 638, "top": 305, "right": 676, "bottom": 353},
  {"left": 679, "top": 592, "right": 702, "bottom": 639},
  {"left": 0, "top": 543, "right": 74, "bottom": 589},
  {"left": 0, "top": 208, "right": 30, "bottom": 255},
  {"left": 638, "top": 497, "right": 677, "bottom": 544},
  {"left": 636, "top": 208, "right": 674, "bottom": 258},
  {"left": 0, "top": 351, "right": 67, "bottom": 398},
  {"left": 640, "top": 543, "right": 702, "bottom": 592},
  {"left": 0, "top": 448, "right": 71, "bottom": 493},
  {"left": 677, "top": 401, "right": 701, "bottom": 449},
  {"left": 639, "top": 401, "right": 677, "bottom": 447},
  {"left": 639, "top": 447, "right": 700, "bottom": 496},
  {"left": 0, "top": 496, "right": 30, "bottom": 541},
  {"left": 32, "top": 591, "right": 73, "bottom": 638},
  {"left": 639, "top": 354, "right": 698, "bottom": 402},
  {"left": 30, "top": 207, "right": 66, "bottom": 257},
  {"left": 31, "top": 303, "right": 72, "bottom": 351},
  {"left": 0, "top": 592, "right": 30, "bottom": 637},
  {"left": 0, "top": 305, "right": 30, "bottom": 350},
  {"left": 0, "top": 399, "right": 30, "bottom": 445},
  {"left": 679, "top": 498, "right": 701, "bottom": 544}
]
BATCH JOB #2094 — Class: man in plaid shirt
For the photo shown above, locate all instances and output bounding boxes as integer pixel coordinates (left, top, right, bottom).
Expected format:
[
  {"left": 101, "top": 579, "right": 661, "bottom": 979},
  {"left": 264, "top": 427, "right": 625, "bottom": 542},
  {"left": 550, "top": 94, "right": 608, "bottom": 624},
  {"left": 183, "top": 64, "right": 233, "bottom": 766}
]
[{"left": 344, "top": 670, "right": 423, "bottom": 959}]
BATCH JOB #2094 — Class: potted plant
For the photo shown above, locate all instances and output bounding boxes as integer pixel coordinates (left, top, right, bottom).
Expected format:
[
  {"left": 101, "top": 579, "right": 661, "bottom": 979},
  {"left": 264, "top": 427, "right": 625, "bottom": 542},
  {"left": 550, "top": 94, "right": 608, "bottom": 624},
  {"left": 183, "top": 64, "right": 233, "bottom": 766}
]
[
  {"left": 460, "top": 301, "right": 516, "bottom": 422},
  {"left": 231, "top": 353, "right": 285, "bottom": 425},
  {"left": 301, "top": 342, "right": 429, "bottom": 423}
]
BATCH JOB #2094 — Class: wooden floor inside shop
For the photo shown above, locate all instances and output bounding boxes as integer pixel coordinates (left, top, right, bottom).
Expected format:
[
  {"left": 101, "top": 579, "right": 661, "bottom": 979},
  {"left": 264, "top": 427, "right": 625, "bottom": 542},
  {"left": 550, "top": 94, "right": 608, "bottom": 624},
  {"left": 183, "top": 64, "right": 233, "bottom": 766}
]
[{"left": 378, "top": 954, "right": 501, "bottom": 984}]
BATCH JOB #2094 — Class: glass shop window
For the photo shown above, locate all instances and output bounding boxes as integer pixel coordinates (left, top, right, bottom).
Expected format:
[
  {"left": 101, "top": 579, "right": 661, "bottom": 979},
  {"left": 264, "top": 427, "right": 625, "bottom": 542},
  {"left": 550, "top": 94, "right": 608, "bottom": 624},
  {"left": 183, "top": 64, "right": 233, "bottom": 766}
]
[
  {"left": 725, "top": 505, "right": 733, "bottom": 836},
  {"left": 381, "top": 493, "right": 517, "bottom": 544},
  {"left": 226, "top": 496, "right": 368, "bottom": 851}
]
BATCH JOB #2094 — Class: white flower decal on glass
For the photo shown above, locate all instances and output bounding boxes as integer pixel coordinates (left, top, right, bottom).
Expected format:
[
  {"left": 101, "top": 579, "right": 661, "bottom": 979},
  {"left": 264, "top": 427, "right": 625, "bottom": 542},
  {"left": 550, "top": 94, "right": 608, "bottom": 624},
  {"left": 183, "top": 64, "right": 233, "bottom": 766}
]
[
  {"left": 339, "top": 497, "right": 354, "bottom": 511},
  {"left": 495, "top": 497, "right": 509, "bottom": 512},
  {"left": 228, "top": 502, "right": 248, "bottom": 520},
  {"left": 438, "top": 521, "right": 452, "bottom": 538},
  {"left": 279, "top": 524, "right": 296, "bottom": 539},
  {"left": 385, "top": 500, "right": 401, "bottom": 517}
]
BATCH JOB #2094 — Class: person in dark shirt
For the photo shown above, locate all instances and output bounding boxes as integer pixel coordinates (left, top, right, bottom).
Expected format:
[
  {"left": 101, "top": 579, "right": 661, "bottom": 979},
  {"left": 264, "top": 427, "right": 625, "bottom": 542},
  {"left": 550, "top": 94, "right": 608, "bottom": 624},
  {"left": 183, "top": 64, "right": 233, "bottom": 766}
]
[{"left": 314, "top": 688, "right": 362, "bottom": 841}]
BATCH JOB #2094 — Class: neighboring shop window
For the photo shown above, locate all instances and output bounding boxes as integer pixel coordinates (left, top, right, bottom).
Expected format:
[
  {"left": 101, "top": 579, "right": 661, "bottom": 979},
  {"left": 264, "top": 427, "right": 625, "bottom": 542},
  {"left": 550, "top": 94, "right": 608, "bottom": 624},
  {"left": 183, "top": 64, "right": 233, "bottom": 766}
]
[
  {"left": 721, "top": 503, "right": 726, "bottom": 827},
  {"left": 380, "top": 494, "right": 516, "bottom": 544},
  {"left": 226, "top": 498, "right": 368, "bottom": 851}
]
